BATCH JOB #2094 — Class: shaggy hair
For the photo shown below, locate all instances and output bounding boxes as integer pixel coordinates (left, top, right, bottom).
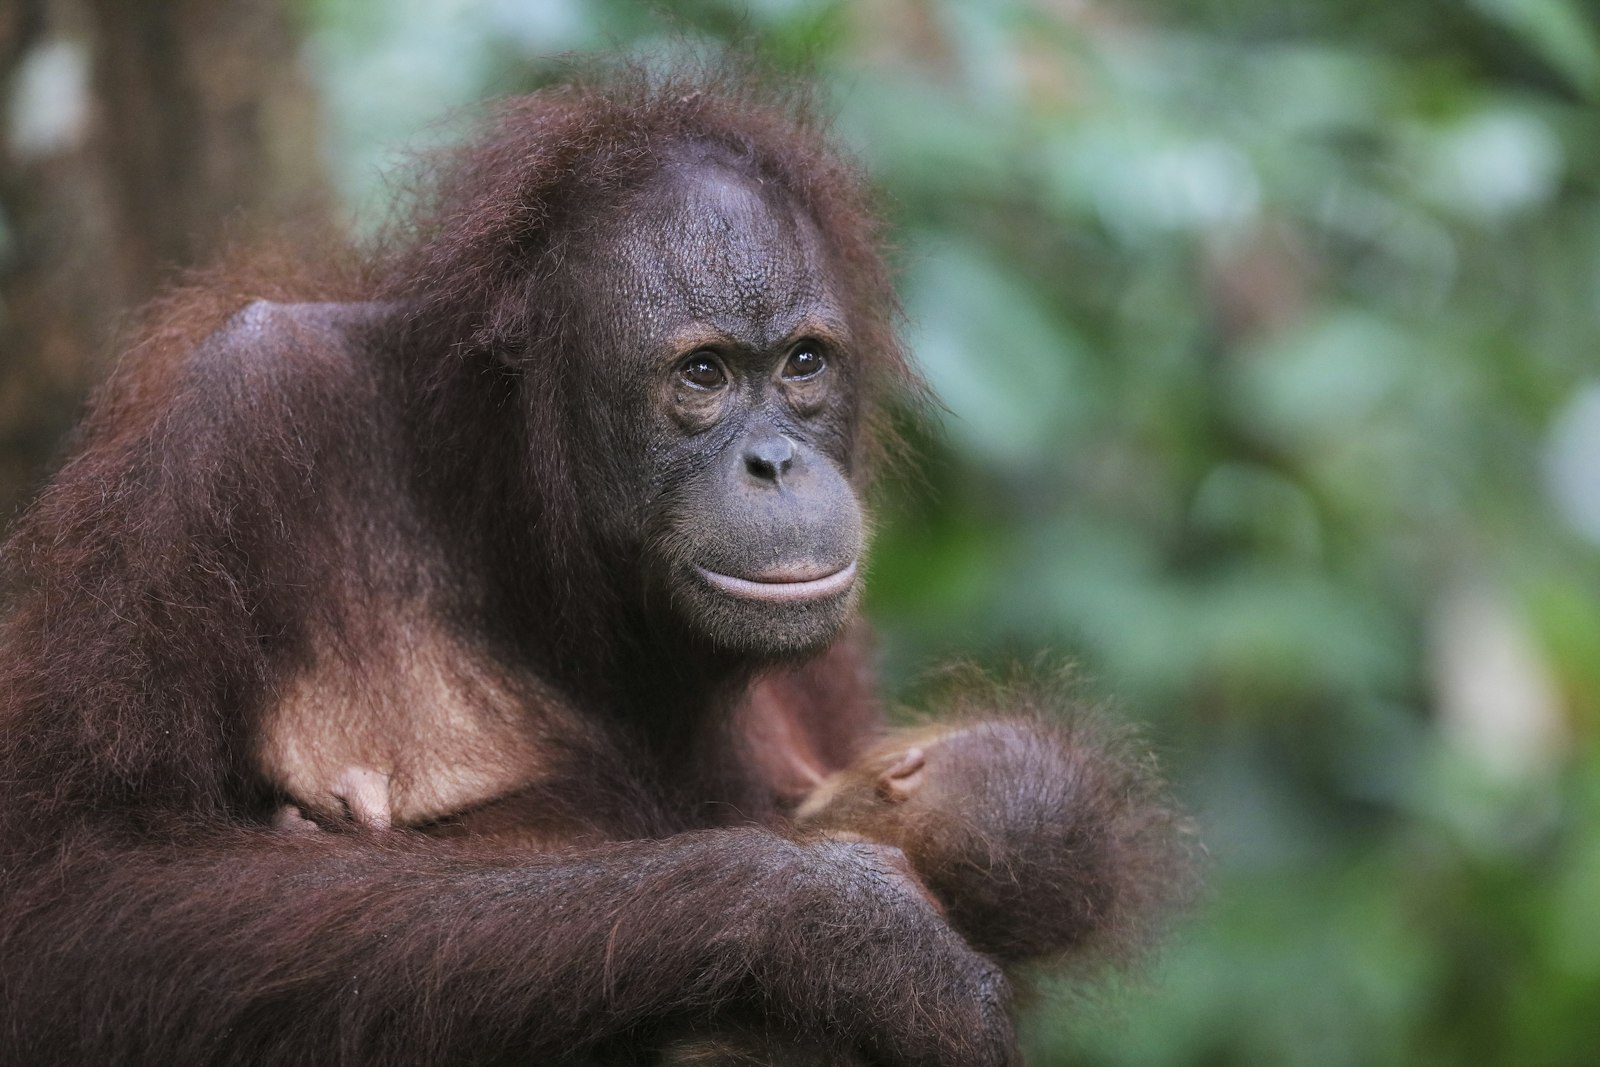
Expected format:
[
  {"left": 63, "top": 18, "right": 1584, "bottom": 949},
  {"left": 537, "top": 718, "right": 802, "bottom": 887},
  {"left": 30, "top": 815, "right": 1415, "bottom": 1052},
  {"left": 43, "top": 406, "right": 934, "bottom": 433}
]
[{"left": 0, "top": 65, "right": 1182, "bottom": 1067}]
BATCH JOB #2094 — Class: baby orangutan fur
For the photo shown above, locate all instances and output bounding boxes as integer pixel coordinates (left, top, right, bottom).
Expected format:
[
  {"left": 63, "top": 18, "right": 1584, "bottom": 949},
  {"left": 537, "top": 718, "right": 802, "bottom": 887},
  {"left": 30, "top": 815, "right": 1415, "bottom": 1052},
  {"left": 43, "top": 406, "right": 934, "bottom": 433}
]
[
  {"left": 657, "top": 676, "right": 1196, "bottom": 1066},
  {"left": 794, "top": 678, "right": 1192, "bottom": 969}
]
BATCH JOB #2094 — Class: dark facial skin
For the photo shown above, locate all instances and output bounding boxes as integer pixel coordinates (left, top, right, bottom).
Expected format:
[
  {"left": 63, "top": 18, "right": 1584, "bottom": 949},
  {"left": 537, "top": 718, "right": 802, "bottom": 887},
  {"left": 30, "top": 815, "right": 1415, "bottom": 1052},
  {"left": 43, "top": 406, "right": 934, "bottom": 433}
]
[{"left": 577, "top": 159, "right": 865, "bottom": 658}]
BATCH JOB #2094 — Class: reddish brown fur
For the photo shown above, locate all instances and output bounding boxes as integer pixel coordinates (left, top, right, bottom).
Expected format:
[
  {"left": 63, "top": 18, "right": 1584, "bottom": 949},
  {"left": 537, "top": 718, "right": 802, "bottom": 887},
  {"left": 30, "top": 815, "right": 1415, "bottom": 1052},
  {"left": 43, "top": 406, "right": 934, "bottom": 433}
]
[
  {"left": 0, "top": 65, "right": 1180, "bottom": 1066},
  {"left": 796, "top": 675, "right": 1196, "bottom": 968}
]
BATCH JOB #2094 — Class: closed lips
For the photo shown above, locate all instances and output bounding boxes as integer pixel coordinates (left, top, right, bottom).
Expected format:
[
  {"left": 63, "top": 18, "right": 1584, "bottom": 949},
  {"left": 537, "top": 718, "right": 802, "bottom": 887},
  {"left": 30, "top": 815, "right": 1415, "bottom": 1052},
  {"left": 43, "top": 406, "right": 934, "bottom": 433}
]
[{"left": 696, "top": 561, "right": 858, "bottom": 602}]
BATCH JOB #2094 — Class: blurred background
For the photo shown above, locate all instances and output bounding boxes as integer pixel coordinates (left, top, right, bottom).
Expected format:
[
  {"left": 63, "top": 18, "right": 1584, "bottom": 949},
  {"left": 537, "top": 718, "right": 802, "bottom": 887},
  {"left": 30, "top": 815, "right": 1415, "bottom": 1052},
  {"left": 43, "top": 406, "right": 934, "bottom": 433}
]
[{"left": 3, "top": 1, "right": 1599, "bottom": 1063}]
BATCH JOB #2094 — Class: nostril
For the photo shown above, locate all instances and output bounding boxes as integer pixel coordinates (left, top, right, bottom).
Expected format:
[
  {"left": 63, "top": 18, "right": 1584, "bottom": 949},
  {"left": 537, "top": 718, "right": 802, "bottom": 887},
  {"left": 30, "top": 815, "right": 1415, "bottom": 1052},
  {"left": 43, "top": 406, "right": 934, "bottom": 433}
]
[{"left": 743, "top": 435, "right": 794, "bottom": 482}]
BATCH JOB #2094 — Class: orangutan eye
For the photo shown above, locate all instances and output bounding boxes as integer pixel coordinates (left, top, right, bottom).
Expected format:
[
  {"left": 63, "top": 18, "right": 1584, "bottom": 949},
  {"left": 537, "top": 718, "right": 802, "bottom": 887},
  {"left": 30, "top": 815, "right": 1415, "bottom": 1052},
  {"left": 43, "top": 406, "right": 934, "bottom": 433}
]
[
  {"left": 782, "top": 345, "right": 826, "bottom": 380},
  {"left": 679, "top": 353, "right": 727, "bottom": 390}
]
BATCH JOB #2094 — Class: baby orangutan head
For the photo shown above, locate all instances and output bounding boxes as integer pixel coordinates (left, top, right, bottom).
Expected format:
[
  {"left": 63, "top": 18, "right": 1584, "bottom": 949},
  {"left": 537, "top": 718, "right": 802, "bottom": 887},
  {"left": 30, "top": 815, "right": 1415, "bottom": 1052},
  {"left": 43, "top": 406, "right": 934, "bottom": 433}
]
[{"left": 795, "top": 708, "right": 1192, "bottom": 968}]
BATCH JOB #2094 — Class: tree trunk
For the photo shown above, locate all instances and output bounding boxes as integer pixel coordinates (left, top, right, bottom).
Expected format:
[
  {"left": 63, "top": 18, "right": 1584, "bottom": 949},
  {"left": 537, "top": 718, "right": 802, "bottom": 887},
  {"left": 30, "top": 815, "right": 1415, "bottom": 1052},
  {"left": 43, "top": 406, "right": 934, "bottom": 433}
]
[{"left": 0, "top": 0, "right": 330, "bottom": 519}]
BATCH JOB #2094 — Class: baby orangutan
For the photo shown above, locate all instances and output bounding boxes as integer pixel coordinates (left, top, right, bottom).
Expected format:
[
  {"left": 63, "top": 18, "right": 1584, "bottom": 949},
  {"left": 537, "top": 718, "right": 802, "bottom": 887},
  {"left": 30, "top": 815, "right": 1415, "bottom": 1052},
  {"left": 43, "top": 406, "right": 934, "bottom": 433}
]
[
  {"left": 660, "top": 688, "right": 1192, "bottom": 1065},
  {"left": 794, "top": 708, "right": 1186, "bottom": 967}
]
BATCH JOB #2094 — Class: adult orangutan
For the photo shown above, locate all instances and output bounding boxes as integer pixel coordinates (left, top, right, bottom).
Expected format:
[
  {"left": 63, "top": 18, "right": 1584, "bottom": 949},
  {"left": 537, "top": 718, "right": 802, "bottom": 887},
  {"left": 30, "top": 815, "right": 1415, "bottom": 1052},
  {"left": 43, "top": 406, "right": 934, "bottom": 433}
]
[{"left": 0, "top": 69, "right": 1185, "bottom": 1065}]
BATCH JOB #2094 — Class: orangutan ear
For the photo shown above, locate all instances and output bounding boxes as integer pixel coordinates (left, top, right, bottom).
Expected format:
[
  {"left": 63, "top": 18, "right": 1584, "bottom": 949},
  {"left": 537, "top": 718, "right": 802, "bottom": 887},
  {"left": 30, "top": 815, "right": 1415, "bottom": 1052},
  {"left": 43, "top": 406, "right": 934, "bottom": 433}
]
[{"left": 875, "top": 747, "right": 926, "bottom": 803}]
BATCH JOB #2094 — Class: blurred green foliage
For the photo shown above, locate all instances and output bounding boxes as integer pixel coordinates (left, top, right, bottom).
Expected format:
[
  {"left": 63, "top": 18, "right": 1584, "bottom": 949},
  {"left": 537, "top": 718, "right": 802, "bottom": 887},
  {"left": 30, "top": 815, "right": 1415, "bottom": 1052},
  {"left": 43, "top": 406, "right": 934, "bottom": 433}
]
[{"left": 301, "top": 0, "right": 1600, "bottom": 1063}]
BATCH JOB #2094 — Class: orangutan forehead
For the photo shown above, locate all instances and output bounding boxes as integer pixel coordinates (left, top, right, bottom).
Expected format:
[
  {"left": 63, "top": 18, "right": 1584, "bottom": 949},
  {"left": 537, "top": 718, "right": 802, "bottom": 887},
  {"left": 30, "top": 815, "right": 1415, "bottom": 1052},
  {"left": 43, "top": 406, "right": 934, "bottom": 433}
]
[{"left": 593, "top": 161, "right": 842, "bottom": 349}]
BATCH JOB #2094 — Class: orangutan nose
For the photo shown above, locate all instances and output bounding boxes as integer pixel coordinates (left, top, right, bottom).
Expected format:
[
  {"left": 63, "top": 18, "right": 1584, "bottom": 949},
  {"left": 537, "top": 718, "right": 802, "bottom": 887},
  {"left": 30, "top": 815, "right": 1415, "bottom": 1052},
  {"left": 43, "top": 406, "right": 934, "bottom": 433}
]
[{"left": 743, "top": 432, "right": 794, "bottom": 485}]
